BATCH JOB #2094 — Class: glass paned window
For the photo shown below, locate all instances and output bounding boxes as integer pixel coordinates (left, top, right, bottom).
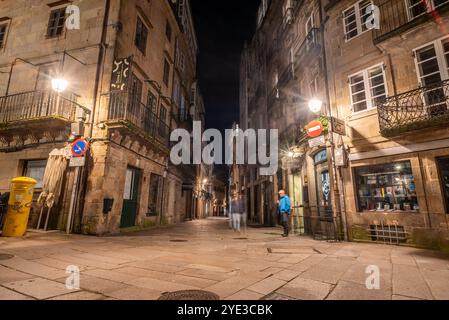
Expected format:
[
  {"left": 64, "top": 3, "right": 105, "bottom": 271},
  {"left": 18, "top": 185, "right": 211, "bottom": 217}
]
[
  {"left": 349, "top": 65, "right": 386, "bottom": 112},
  {"left": 24, "top": 160, "right": 47, "bottom": 189},
  {"left": 135, "top": 17, "right": 148, "bottom": 54},
  {"left": 0, "top": 24, "right": 7, "bottom": 48},
  {"left": 47, "top": 7, "right": 66, "bottom": 38},
  {"left": 343, "top": 0, "right": 373, "bottom": 41},
  {"left": 344, "top": 7, "right": 358, "bottom": 40},
  {"left": 355, "top": 161, "right": 419, "bottom": 212}
]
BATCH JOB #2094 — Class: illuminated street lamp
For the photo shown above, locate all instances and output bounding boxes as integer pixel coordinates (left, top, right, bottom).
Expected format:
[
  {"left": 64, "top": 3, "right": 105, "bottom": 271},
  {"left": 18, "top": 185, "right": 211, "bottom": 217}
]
[
  {"left": 51, "top": 78, "right": 69, "bottom": 93},
  {"left": 308, "top": 98, "right": 323, "bottom": 114}
]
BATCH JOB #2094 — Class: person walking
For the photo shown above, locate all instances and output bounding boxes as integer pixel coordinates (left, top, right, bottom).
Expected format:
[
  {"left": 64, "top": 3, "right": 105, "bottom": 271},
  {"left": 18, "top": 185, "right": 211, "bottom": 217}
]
[
  {"left": 230, "top": 193, "right": 241, "bottom": 232},
  {"left": 277, "top": 190, "right": 291, "bottom": 237}
]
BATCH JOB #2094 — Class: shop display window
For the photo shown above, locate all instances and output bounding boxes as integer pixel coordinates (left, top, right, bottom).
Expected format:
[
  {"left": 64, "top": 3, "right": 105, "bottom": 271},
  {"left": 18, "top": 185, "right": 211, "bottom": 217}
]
[{"left": 355, "top": 161, "right": 419, "bottom": 213}]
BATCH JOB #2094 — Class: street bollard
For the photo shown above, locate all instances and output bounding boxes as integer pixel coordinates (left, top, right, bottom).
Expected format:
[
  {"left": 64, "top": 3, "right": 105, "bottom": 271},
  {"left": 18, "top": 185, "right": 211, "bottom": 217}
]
[{"left": 2, "top": 177, "right": 37, "bottom": 237}]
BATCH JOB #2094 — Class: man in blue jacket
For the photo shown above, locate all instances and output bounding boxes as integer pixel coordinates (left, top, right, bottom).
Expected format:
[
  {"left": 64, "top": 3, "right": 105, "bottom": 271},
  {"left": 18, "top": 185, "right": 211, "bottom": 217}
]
[{"left": 278, "top": 190, "right": 291, "bottom": 237}]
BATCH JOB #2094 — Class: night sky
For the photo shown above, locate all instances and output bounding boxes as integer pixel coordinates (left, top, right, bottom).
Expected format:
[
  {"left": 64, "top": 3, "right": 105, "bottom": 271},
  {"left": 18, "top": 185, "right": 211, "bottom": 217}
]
[{"left": 190, "top": 0, "right": 261, "bottom": 132}]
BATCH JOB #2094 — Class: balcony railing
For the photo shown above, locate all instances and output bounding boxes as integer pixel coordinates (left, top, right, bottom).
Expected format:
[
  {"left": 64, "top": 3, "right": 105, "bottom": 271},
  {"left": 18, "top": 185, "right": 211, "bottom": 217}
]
[
  {"left": 294, "top": 27, "right": 322, "bottom": 66},
  {"left": 373, "top": 0, "right": 449, "bottom": 43},
  {"left": 0, "top": 90, "right": 77, "bottom": 125},
  {"left": 107, "top": 90, "right": 170, "bottom": 147},
  {"left": 378, "top": 80, "right": 449, "bottom": 136}
]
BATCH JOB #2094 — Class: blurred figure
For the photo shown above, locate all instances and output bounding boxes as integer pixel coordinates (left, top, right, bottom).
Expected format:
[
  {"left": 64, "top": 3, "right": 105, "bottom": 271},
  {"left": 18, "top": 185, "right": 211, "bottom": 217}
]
[
  {"left": 231, "top": 192, "right": 245, "bottom": 233},
  {"left": 277, "top": 190, "right": 291, "bottom": 237}
]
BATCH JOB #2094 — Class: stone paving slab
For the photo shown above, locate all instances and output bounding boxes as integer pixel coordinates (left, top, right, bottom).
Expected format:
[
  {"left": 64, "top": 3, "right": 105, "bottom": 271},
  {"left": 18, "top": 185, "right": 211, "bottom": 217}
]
[
  {"left": 392, "top": 264, "right": 434, "bottom": 300},
  {"left": 0, "top": 265, "right": 35, "bottom": 284},
  {"left": 3, "top": 278, "right": 76, "bottom": 299},
  {"left": 0, "top": 257, "right": 66, "bottom": 280},
  {"left": 0, "top": 286, "right": 34, "bottom": 300},
  {"left": 276, "top": 277, "right": 334, "bottom": 300},
  {"left": 1, "top": 218, "right": 449, "bottom": 300}
]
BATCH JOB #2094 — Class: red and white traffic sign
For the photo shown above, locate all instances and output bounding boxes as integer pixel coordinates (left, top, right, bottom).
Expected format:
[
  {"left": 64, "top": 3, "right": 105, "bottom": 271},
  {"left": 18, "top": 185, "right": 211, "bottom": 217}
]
[{"left": 306, "top": 120, "right": 323, "bottom": 138}]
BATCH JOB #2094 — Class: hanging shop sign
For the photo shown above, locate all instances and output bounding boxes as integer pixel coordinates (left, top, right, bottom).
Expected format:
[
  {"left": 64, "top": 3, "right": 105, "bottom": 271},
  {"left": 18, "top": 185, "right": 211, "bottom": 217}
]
[
  {"left": 306, "top": 120, "right": 324, "bottom": 138},
  {"left": 334, "top": 146, "right": 348, "bottom": 167},
  {"left": 110, "top": 56, "right": 133, "bottom": 91},
  {"left": 308, "top": 135, "right": 326, "bottom": 148},
  {"left": 330, "top": 117, "right": 346, "bottom": 136}
]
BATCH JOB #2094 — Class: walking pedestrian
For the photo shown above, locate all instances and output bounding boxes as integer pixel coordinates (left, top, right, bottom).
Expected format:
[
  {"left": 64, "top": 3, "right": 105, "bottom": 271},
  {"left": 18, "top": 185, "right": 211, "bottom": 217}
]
[
  {"left": 230, "top": 192, "right": 244, "bottom": 233},
  {"left": 277, "top": 190, "right": 291, "bottom": 237}
]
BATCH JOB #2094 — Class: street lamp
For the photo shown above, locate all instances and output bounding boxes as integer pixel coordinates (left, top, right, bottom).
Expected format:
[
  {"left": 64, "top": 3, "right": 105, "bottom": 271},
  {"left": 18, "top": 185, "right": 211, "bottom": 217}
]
[
  {"left": 308, "top": 98, "right": 323, "bottom": 114},
  {"left": 51, "top": 78, "right": 69, "bottom": 93}
]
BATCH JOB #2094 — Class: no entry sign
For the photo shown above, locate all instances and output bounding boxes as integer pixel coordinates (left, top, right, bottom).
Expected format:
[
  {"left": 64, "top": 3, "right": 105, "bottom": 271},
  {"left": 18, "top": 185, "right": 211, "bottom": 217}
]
[
  {"left": 71, "top": 139, "right": 89, "bottom": 157},
  {"left": 306, "top": 120, "right": 324, "bottom": 138}
]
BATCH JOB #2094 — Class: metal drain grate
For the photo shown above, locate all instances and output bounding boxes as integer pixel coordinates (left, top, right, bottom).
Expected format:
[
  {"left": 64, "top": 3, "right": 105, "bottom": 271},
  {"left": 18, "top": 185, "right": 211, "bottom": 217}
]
[
  {"left": 158, "top": 290, "right": 219, "bottom": 300},
  {"left": 0, "top": 254, "right": 14, "bottom": 261},
  {"left": 170, "top": 239, "right": 188, "bottom": 242}
]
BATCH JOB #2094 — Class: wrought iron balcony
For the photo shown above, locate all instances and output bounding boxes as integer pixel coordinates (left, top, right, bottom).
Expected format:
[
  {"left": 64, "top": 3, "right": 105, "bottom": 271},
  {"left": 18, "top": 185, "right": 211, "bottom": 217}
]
[
  {"left": 378, "top": 80, "right": 449, "bottom": 137},
  {"left": 0, "top": 90, "right": 80, "bottom": 134},
  {"left": 106, "top": 90, "right": 170, "bottom": 148},
  {"left": 294, "top": 27, "right": 322, "bottom": 68},
  {"left": 373, "top": 0, "right": 449, "bottom": 44}
]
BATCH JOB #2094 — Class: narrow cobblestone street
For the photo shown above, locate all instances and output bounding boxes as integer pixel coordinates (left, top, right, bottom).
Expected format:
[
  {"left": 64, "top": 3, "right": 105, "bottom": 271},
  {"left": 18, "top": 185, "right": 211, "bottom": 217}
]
[{"left": 0, "top": 218, "right": 448, "bottom": 300}]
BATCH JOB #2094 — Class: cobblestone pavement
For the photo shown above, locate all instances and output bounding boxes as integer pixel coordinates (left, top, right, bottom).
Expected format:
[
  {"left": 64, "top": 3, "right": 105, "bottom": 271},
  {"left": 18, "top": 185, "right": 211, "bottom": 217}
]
[{"left": 0, "top": 218, "right": 448, "bottom": 300}]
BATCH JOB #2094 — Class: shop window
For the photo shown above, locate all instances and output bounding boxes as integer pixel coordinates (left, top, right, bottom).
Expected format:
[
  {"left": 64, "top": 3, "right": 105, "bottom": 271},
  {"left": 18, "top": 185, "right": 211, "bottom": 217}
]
[
  {"left": 355, "top": 161, "right": 419, "bottom": 212},
  {"left": 23, "top": 160, "right": 47, "bottom": 189}
]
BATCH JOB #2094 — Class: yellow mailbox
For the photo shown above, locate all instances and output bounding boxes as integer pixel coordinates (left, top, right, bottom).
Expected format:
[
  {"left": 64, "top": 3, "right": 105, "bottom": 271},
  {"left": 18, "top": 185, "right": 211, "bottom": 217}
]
[{"left": 2, "top": 177, "right": 37, "bottom": 237}]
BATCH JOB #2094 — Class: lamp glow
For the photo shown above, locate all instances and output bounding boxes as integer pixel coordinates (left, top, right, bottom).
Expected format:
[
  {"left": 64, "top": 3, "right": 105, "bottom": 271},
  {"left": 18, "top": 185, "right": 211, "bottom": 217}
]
[
  {"left": 51, "top": 78, "right": 69, "bottom": 93},
  {"left": 308, "top": 98, "right": 323, "bottom": 113}
]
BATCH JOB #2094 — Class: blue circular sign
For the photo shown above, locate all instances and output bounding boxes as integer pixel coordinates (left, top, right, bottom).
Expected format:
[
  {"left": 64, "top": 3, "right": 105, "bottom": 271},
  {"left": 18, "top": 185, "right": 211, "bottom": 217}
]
[{"left": 71, "top": 139, "right": 89, "bottom": 157}]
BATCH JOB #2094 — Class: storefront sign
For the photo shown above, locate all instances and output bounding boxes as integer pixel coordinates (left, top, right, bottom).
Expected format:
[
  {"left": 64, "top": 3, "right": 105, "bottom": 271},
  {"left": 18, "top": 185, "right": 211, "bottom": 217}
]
[
  {"left": 69, "top": 156, "right": 86, "bottom": 167},
  {"left": 335, "top": 146, "right": 348, "bottom": 167},
  {"left": 308, "top": 135, "right": 326, "bottom": 148},
  {"left": 306, "top": 120, "right": 324, "bottom": 138},
  {"left": 330, "top": 117, "right": 346, "bottom": 136},
  {"left": 110, "top": 56, "right": 133, "bottom": 91}
]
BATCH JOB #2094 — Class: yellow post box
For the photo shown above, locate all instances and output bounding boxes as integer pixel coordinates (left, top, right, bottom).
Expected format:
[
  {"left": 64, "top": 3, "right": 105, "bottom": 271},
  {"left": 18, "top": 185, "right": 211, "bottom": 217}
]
[{"left": 2, "top": 177, "right": 37, "bottom": 237}]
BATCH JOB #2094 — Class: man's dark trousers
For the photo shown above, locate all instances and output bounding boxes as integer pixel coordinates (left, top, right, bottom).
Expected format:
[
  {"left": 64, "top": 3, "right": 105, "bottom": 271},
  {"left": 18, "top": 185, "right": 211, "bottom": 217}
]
[{"left": 282, "top": 213, "right": 290, "bottom": 236}]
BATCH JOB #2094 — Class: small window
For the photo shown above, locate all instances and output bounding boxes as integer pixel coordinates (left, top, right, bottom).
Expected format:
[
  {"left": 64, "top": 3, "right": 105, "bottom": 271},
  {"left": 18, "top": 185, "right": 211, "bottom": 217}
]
[
  {"left": 165, "top": 21, "right": 172, "bottom": 42},
  {"left": 343, "top": 0, "right": 372, "bottom": 41},
  {"left": 0, "top": 23, "right": 8, "bottom": 48},
  {"left": 407, "top": 0, "right": 449, "bottom": 20},
  {"left": 147, "top": 91, "right": 157, "bottom": 113},
  {"left": 47, "top": 7, "right": 66, "bottom": 38},
  {"left": 24, "top": 160, "right": 47, "bottom": 189},
  {"left": 349, "top": 64, "right": 387, "bottom": 112},
  {"left": 135, "top": 17, "right": 148, "bottom": 54},
  {"left": 163, "top": 59, "right": 170, "bottom": 86},
  {"left": 355, "top": 161, "right": 419, "bottom": 212},
  {"left": 147, "top": 173, "right": 162, "bottom": 216},
  {"left": 159, "top": 105, "right": 167, "bottom": 122}
]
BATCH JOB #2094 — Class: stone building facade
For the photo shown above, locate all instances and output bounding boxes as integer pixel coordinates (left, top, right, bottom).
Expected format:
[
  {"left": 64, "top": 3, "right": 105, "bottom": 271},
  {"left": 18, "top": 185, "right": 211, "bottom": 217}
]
[
  {"left": 240, "top": 0, "right": 336, "bottom": 233},
  {"left": 240, "top": 0, "right": 449, "bottom": 248},
  {"left": 0, "top": 0, "right": 205, "bottom": 235}
]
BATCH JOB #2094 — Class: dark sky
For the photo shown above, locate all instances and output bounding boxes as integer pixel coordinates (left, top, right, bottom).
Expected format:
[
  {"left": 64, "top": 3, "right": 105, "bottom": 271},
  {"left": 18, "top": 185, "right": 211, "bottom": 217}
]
[{"left": 190, "top": 0, "right": 261, "bottom": 132}]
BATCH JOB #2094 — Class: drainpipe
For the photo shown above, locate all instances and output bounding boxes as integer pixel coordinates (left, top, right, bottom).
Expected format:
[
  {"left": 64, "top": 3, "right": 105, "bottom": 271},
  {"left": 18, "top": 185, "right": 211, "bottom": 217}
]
[
  {"left": 75, "top": 0, "right": 113, "bottom": 234},
  {"left": 318, "top": 0, "right": 346, "bottom": 240}
]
